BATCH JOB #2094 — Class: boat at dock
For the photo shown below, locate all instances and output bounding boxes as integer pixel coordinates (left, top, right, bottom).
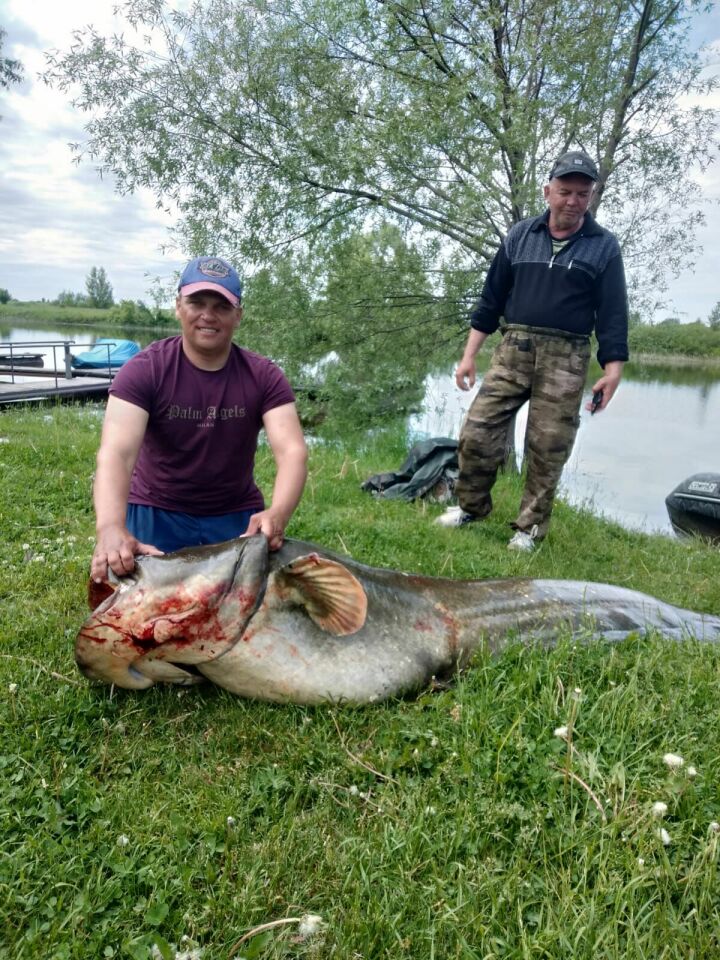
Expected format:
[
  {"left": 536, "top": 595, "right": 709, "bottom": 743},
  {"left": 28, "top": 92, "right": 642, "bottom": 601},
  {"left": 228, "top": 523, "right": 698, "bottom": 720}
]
[
  {"left": 0, "top": 352, "right": 44, "bottom": 368},
  {"left": 71, "top": 338, "right": 140, "bottom": 370}
]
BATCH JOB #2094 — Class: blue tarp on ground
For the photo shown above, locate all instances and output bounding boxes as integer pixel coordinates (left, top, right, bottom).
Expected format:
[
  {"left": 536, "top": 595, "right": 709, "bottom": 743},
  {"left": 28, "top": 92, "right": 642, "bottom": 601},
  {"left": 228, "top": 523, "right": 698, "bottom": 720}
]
[{"left": 71, "top": 338, "right": 141, "bottom": 370}]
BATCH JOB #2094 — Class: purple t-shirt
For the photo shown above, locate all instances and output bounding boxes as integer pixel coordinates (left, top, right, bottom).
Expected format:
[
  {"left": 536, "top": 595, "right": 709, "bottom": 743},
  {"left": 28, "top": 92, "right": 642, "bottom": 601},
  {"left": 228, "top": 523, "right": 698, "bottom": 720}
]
[{"left": 109, "top": 336, "right": 295, "bottom": 515}]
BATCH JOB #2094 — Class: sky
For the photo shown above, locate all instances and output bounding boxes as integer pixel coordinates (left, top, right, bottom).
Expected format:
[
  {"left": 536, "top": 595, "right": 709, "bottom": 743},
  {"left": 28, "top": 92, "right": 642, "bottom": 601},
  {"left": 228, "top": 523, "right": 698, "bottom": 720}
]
[{"left": 1, "top": 0, "right": 719, "bottom": 315}]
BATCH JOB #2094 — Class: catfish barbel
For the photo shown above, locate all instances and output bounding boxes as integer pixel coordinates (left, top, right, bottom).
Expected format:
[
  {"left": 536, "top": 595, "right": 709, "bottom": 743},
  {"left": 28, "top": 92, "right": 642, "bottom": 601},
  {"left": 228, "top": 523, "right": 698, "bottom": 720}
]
[{"left": 76, "top": 534, "right": 720, "bottom": 704}]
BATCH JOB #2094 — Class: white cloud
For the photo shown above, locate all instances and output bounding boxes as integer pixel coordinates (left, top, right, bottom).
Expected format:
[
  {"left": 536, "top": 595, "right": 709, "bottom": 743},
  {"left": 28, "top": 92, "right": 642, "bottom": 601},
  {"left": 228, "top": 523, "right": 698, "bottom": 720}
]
[{"left": 1, "top": 1, "right": 183, "bottom": 303}]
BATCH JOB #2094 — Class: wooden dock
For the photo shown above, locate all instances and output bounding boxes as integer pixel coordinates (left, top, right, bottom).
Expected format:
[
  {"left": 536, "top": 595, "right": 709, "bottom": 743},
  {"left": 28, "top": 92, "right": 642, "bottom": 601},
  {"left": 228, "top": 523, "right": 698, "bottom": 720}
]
[
  {"left": 0, "top": 339, "right": 114, "bottom": 406},
  {"left": 0, "top": 371, "right": 112, "bottom": 405}
]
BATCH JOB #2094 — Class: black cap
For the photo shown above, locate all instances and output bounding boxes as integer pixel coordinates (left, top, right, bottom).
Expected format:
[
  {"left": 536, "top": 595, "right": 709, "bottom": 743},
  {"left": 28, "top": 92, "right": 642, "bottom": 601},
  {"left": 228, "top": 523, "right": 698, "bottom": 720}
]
[{"left": 549, "top": 150, "right": 599, "bottom": 182}]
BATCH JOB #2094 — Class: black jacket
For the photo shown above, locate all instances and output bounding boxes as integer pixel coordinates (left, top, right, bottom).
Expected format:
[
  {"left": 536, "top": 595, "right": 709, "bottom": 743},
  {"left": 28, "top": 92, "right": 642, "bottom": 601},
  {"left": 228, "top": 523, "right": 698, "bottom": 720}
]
[{"left": 470, "top": 210, "right": 629, "bottom": 367}]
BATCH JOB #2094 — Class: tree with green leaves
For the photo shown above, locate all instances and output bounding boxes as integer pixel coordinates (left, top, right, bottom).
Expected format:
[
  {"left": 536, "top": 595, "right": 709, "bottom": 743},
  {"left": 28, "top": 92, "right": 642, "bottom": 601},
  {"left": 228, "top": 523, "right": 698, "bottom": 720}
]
[
  {"left": 46, "top": 0, "right": 716, "bottom": 327},
  {"left": 85, "top": 267, "right": 114, "bottom": 308},
  {"left": 0, "top": 288, "right": 11, "bottom": 304},
  {"left": 0, "top": 27, "right": 22, "bottom": 92},
  {"left": 242, "top": 223, "right": 448, "bottom": 427},
  {"left": 708, "top": 301, "right": 720, "bottom": 330}
]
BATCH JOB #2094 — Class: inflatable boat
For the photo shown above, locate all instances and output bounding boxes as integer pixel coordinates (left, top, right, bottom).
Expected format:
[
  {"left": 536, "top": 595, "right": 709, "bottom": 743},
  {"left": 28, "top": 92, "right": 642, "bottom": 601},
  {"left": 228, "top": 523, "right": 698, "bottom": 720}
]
[
  {"left": 665, "top": 474, "right": 720, "bottom": 544},
  {"left": 71, "top": 338, "right": 140, "bottom": 370}
]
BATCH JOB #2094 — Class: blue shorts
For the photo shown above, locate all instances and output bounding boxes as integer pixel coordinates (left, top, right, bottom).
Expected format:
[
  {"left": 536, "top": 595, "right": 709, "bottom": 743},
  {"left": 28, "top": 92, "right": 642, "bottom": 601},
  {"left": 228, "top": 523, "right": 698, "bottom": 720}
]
[{"left": 126, "top": 504, "right": 258, "bottom": 554}]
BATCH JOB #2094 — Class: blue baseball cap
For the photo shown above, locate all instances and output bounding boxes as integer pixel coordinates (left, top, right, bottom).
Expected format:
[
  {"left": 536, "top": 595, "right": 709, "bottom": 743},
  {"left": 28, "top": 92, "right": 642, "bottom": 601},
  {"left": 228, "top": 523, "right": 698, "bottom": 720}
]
[{"left": 178, "top": 256, "right": 243, "bottom": 306}]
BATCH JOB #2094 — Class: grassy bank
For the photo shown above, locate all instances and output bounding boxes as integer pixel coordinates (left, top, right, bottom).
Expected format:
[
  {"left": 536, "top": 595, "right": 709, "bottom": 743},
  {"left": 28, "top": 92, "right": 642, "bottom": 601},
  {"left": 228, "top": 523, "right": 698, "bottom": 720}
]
[
  {"left": 0, "top": 302, "right": 175, "bottom": 327},
  {"left": 1, "top": 405, "right": 720, "bottom": 960}
]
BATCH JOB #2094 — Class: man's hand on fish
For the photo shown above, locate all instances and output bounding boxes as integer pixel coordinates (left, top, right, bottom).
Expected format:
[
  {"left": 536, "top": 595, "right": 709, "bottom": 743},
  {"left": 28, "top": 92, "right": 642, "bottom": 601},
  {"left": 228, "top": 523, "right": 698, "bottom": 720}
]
[
  {"left": 92, "top": 524, "right": 164, "bottom": 583},
  {"left": 242, "top": 508, "right": 288, "bottom": 551}
]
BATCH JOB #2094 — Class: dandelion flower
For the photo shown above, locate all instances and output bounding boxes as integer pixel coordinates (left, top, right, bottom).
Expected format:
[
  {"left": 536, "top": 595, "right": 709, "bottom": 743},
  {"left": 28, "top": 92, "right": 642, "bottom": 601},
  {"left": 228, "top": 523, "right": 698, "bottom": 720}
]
[
  {"left": 554, "top": 725, "right": 569, "bottom": 740},
  {"left": 662, "top": 752, "right": 684, "bottom": 770},
  {"left": 652, "top": 801, "right": 668, "bottom": 818},
  {"left": 687, "top": 766, "right": 698, "bottom": 779},
  {"left": 658, "top": 827, "right": 671, "bottom": 846},
  {"left": 298, "top": 914, "right": 324, "bottom": 938}
]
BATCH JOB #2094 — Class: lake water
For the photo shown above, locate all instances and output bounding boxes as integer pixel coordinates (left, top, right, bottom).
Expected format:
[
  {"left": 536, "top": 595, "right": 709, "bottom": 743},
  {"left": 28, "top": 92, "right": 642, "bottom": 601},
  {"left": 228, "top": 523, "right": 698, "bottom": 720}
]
[
  {"left": 409, "top": 364, "right": 720, "bottom": 537},
  {"left": 2, "top": 321, "right": 719, "bottom": 537}
]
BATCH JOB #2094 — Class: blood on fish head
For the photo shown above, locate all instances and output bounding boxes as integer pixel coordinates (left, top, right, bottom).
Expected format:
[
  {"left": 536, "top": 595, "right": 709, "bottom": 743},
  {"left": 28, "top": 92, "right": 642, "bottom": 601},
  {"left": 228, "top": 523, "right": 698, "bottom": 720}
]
[{"left": 75, "top": 534, "right": 270, "bottom": 689}]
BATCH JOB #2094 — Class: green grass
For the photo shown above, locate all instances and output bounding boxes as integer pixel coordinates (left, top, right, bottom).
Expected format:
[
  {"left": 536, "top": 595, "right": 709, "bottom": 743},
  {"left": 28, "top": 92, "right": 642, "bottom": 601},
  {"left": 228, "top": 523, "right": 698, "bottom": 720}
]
[
  {"left": 0, "top": 302, "right": 175, "bottom": 328},
  {"left": 1, "top": 405, "right": 720, "bottom": 959}
]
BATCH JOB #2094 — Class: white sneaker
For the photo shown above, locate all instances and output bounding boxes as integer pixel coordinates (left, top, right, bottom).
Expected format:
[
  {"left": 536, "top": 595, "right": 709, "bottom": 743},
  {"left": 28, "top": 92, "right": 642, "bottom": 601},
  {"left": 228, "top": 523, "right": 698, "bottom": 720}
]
[
  {"left": 507, "top": 524, "right": 540, "bottom": 552},
  {"left": 434, "top": 506, "right": 477, "bottom": 528}
]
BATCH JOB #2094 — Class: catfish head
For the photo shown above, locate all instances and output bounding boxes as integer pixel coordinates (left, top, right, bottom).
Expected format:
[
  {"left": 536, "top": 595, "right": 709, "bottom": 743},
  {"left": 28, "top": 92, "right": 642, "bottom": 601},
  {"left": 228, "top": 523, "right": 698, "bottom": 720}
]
[{"left": 75, "top": 535, "right": 271, "bottom": 689}]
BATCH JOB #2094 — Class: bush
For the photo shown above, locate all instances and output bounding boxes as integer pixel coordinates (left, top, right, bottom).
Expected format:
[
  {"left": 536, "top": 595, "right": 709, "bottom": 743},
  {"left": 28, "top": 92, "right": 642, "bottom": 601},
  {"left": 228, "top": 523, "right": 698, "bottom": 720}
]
[{"left": 628, "top": 321, "right": 720, "bottom": 358}]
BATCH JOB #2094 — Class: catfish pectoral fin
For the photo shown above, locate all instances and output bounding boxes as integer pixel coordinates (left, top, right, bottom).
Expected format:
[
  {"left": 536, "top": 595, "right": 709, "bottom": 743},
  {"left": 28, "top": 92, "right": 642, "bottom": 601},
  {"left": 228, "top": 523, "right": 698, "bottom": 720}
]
[{"left": 275, "top": 554, "right": 368, "bottom": 636}]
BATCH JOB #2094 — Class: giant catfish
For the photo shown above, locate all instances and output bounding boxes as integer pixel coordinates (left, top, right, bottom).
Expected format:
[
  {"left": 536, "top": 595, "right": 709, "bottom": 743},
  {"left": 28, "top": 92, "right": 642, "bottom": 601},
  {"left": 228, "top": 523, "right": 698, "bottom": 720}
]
[{"left": 76, "top": 534, "right": 720, "bottom": 704}]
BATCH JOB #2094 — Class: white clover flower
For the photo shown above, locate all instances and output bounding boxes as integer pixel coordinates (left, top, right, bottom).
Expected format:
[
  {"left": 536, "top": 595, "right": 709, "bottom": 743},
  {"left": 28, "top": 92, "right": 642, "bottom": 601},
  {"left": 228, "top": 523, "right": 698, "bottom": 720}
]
[
  {"left": 424, "top": 806, "right": 436, "bottom": 815},
  {"left": 554, "top": 725, "right": 569, "bottom": 740},
  {"left": 87, "top": 535, "right": 95, "bottom": 542},
  {"left": 8, "top": 683, "right": 17, "bottom": 694},
  {"left": 41, "top": 778, "right": 48, "bottom": 789},
  {"left": 652, "top": 801, "right": 668, "bottom": 818},
  {"left": 22, "top": 543, "right": 30, "bottom": 550},
  {"left": 43, "top": 415, "right": 53, "bottom": 422},
  {"left": 637, "top": 857, "right": 645, "bottom": 866},
  {"left": 226, "top": 816, "right": 237, "bottom": 828},
  {"left": 32, "top": 554, "right": 46, "bottom": 563},
  {"left": 709, "top": 822, "right": 720, "bottom": 834},
  {"left": 663, "top": 753, "right": 684, "bottom": 769},
  {"left": 117, "top": 834, "right": 130, "bottom": 847},
  {"left": 687, "top": 766, "right": 698, "bottom": 779},
  {"left": 658, "top": 827, "right": 671, "bottom": 846},
  {"left": 176, "top": 950, "right": 203, "bottom": 960},
  {"left": 0, "top": 437, "right": 9, "bottom": 444},
  {"left": 349, "top": 785, "right": 359, "bottom": 796},
  {"left": 298, "top": 914, "right": 324, "bottom": 938},
  {"left": 430, "top": 737, "right": 439, "bottom": 747}
]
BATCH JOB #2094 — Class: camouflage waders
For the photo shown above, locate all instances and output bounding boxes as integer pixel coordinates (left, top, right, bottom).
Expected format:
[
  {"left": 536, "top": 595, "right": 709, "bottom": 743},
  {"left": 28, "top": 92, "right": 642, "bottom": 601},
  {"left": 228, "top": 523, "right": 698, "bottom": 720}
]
[{"left": 456, "top": 325, "right": 591, "bottom": 538}]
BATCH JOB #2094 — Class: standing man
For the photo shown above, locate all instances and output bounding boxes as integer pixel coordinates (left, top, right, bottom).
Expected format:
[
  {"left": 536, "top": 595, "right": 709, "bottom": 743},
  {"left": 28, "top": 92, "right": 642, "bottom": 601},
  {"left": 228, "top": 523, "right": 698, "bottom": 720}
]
[
  {"left": 436, "top": 151, "right": 628, "bottom": 551},
  {"left": 91, "top": 255, "right": 308, "bottom": 582}
]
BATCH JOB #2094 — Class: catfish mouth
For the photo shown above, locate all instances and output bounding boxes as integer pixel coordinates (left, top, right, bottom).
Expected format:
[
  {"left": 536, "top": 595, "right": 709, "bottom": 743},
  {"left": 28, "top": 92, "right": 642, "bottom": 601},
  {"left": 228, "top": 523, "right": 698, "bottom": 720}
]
[{"left": 76, "top": 534, "right": 272, "bottom": 688}]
